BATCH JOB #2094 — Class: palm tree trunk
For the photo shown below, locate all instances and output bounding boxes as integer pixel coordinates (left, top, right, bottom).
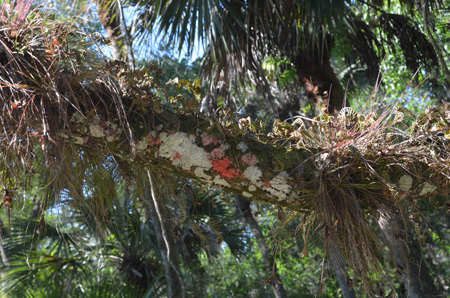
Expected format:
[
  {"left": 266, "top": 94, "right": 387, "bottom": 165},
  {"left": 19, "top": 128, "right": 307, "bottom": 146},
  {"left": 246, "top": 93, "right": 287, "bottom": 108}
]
[
  {"left": 145, "top": 171, "right": 185, "bottom": 298},
  {"left": 293, "top": 49, "right": 345, "bottom": 114},
  {"left": 97, "top": 0, "right": 123, "bottom": 61},
  {"left": 234, "top": 196, "right": 288, "bottom": 298},
  {"left": 379, "top": 214, "right": 438, "bottom": 298}
]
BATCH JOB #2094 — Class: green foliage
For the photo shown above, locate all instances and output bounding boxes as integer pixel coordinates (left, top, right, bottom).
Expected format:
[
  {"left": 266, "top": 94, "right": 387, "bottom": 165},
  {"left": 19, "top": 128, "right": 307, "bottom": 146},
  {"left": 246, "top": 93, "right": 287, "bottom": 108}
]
[
  {"left": 198, "top": 245, "right": 272, "bottom": 297},
  {"left": 198, "top": 204, "right": 342, "bottom": 297},
  {"left": 0, "top": 185, "right": 166, "bottom": 297},
  {"left": 262, "top": 57, "right": 298, "bottom": 88}
]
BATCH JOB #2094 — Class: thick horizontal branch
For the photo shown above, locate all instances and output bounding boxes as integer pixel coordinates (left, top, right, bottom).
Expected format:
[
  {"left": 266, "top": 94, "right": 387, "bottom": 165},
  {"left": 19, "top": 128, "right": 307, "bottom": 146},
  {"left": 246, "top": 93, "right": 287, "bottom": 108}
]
[{"left": 60, "top": 103, "right": 448, "bottom": 212}]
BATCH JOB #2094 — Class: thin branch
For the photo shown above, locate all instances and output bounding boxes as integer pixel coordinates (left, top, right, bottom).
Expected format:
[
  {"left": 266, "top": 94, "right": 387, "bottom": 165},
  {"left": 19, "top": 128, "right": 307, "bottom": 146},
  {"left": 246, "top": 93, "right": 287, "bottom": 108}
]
[{"left": 147, "top": 170, "right": 185, "bottom": 298}]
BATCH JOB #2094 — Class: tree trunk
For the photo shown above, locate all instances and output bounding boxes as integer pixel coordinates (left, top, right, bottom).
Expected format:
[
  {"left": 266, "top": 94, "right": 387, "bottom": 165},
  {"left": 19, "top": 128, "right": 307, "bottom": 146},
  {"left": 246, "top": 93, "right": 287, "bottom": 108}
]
[
  {"left": 379, "top": 214, "right": 438, "bottom": 298},
  {"left": 293, "top": 50, "right": 345, "bottom": 115},
  {"left": 145, "top": 173, "right": 185, "bottom": 298},
  {"left": 328, "top": 245, "right": 357, "bottom": 298},
  {"left": 234, "top": 196, "right": 288, "bottom": 298},
  {"left": 97, "top": 0, "right": 123, "bottom": 61}
]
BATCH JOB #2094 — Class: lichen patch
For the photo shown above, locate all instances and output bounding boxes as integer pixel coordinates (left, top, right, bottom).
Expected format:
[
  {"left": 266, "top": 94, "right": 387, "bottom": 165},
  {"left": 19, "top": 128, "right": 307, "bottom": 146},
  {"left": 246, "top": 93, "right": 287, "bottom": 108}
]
[
  {"left": 398, "top": 175, "right": 413, "bottom": 191},
  {"left": 89, "top": 123, "right": 104, "bottom": 138},
  {"left": 213, "top": 176, "right": 230, "bottom": 187},
  {"left": 242, "top": 191, "right": 253, "bottom": 198},
  {"left": 207, "top": 144, "right": 241, "bottom": 180},
  {"left": 267, "top": 171, "right": 293, "bottom": 201},
  {"left": 137, "top": 138, "right": 148, "bottom": 151},
  {"left": 201, "top": 132, "right": 219, "bottom": 146},
  {"left": 210, "top": 158, "right": 241, "bottom": 180},
  {"left": 72, "top": 135, "right": 85, "bottom": 145},
  {"left": 243, "top": 166, "right": 262, "bottom": 187},
  {"left": 237, "top": 142, "right": 249, "bottom": 152},
  {"left": 70, "top": 111, "right": 84, "bottom": 123},
  {"left": 147, "top": 133, "right": 163, "bottom": 146},
  {"left": 419, "top": 182, "right": 437, "bottom": 196},
  {"left": 194, "top": 167, "right": 210, "bottom": 180},
  {"left": 241, "top": 152, "right": 258, "bottom": 166},
  {"left": 159, "top": 132, "right": 212, "bottom": 172}
]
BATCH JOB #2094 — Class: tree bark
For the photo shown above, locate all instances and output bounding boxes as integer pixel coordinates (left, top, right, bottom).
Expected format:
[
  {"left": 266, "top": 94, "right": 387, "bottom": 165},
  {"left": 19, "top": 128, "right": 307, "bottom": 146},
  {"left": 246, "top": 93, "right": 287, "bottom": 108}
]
[
  {"left": 379, "top": 214, "right": 438, "bottom": 298},
  {"left": 234, "top": 196, "right": 288, "bottom": 298},
  {"left": 293, "top": 50, "right": 346, "bottom": 115}
]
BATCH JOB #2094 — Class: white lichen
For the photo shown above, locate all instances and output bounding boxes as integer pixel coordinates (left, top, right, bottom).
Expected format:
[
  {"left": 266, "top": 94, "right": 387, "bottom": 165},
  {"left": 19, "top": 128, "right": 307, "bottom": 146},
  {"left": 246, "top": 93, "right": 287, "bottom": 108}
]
[
  {"left": 70, "top": 111, "right": 85, "bottom": 123},
  {"left": 194, "top": 167, "right": 210, "bottom": 180},
  {"left": 109, "top": 122, "right": 118, "bottom": 130},
  {"left": 419, "top": 182, "right": 437, "bottom": 196},
  {"left": 159, "top": 132, "right": 212, "bottom": 172},
  {"left": 72, "top": 136, "right": 84, "bottom": 145},
  {"left": 213, "top": 176, "right": 230, "bottom": 187},
  {"left": 242, "top": 191, "right": 253, "bottom": 198},
  {"left": 248, "top": 185, "right": 257, "bottom": 192},
  {"left": 136, "top": 138, "right": 148, "bottom": 151},
  {"left": 243, "top": 166, "right": 262, "bottom": 187},
  {"left": 398, "top": 175, "right": 413, "bottom": 191},
  {"left": 102, "top": 121, "right": 121, "bottom": 142},
  {"left": 267, "top": 171, "right": 293, "bottom": 201},
  {"left": 237, "top": 142, "right": 249, "bottom": 152},
  {"left": 89, "top": 124, "right": 104, "bottom": 138}
]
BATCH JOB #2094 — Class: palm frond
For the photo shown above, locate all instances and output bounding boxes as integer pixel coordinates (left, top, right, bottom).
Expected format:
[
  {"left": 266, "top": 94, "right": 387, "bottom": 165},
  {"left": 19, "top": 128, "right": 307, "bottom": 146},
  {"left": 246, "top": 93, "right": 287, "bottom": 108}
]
[{"left": 380, "top": 12, "right": 439, "bottom": 72}]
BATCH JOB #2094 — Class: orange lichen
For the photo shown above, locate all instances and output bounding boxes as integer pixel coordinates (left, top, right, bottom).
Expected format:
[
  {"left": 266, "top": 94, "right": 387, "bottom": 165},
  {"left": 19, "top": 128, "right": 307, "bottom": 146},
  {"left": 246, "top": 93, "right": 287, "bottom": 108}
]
[
  {"left": 173, "top": 152, "right": 182, "bottom": 160},
  {"left": 207, "top": 145, "right": 241, "bottom": 180},
  {"left": 211, "top": 158, "right": 241, "bottom": 180},
  {"left": 147, "top": 135, "right": 163, "bottom": 146}
]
